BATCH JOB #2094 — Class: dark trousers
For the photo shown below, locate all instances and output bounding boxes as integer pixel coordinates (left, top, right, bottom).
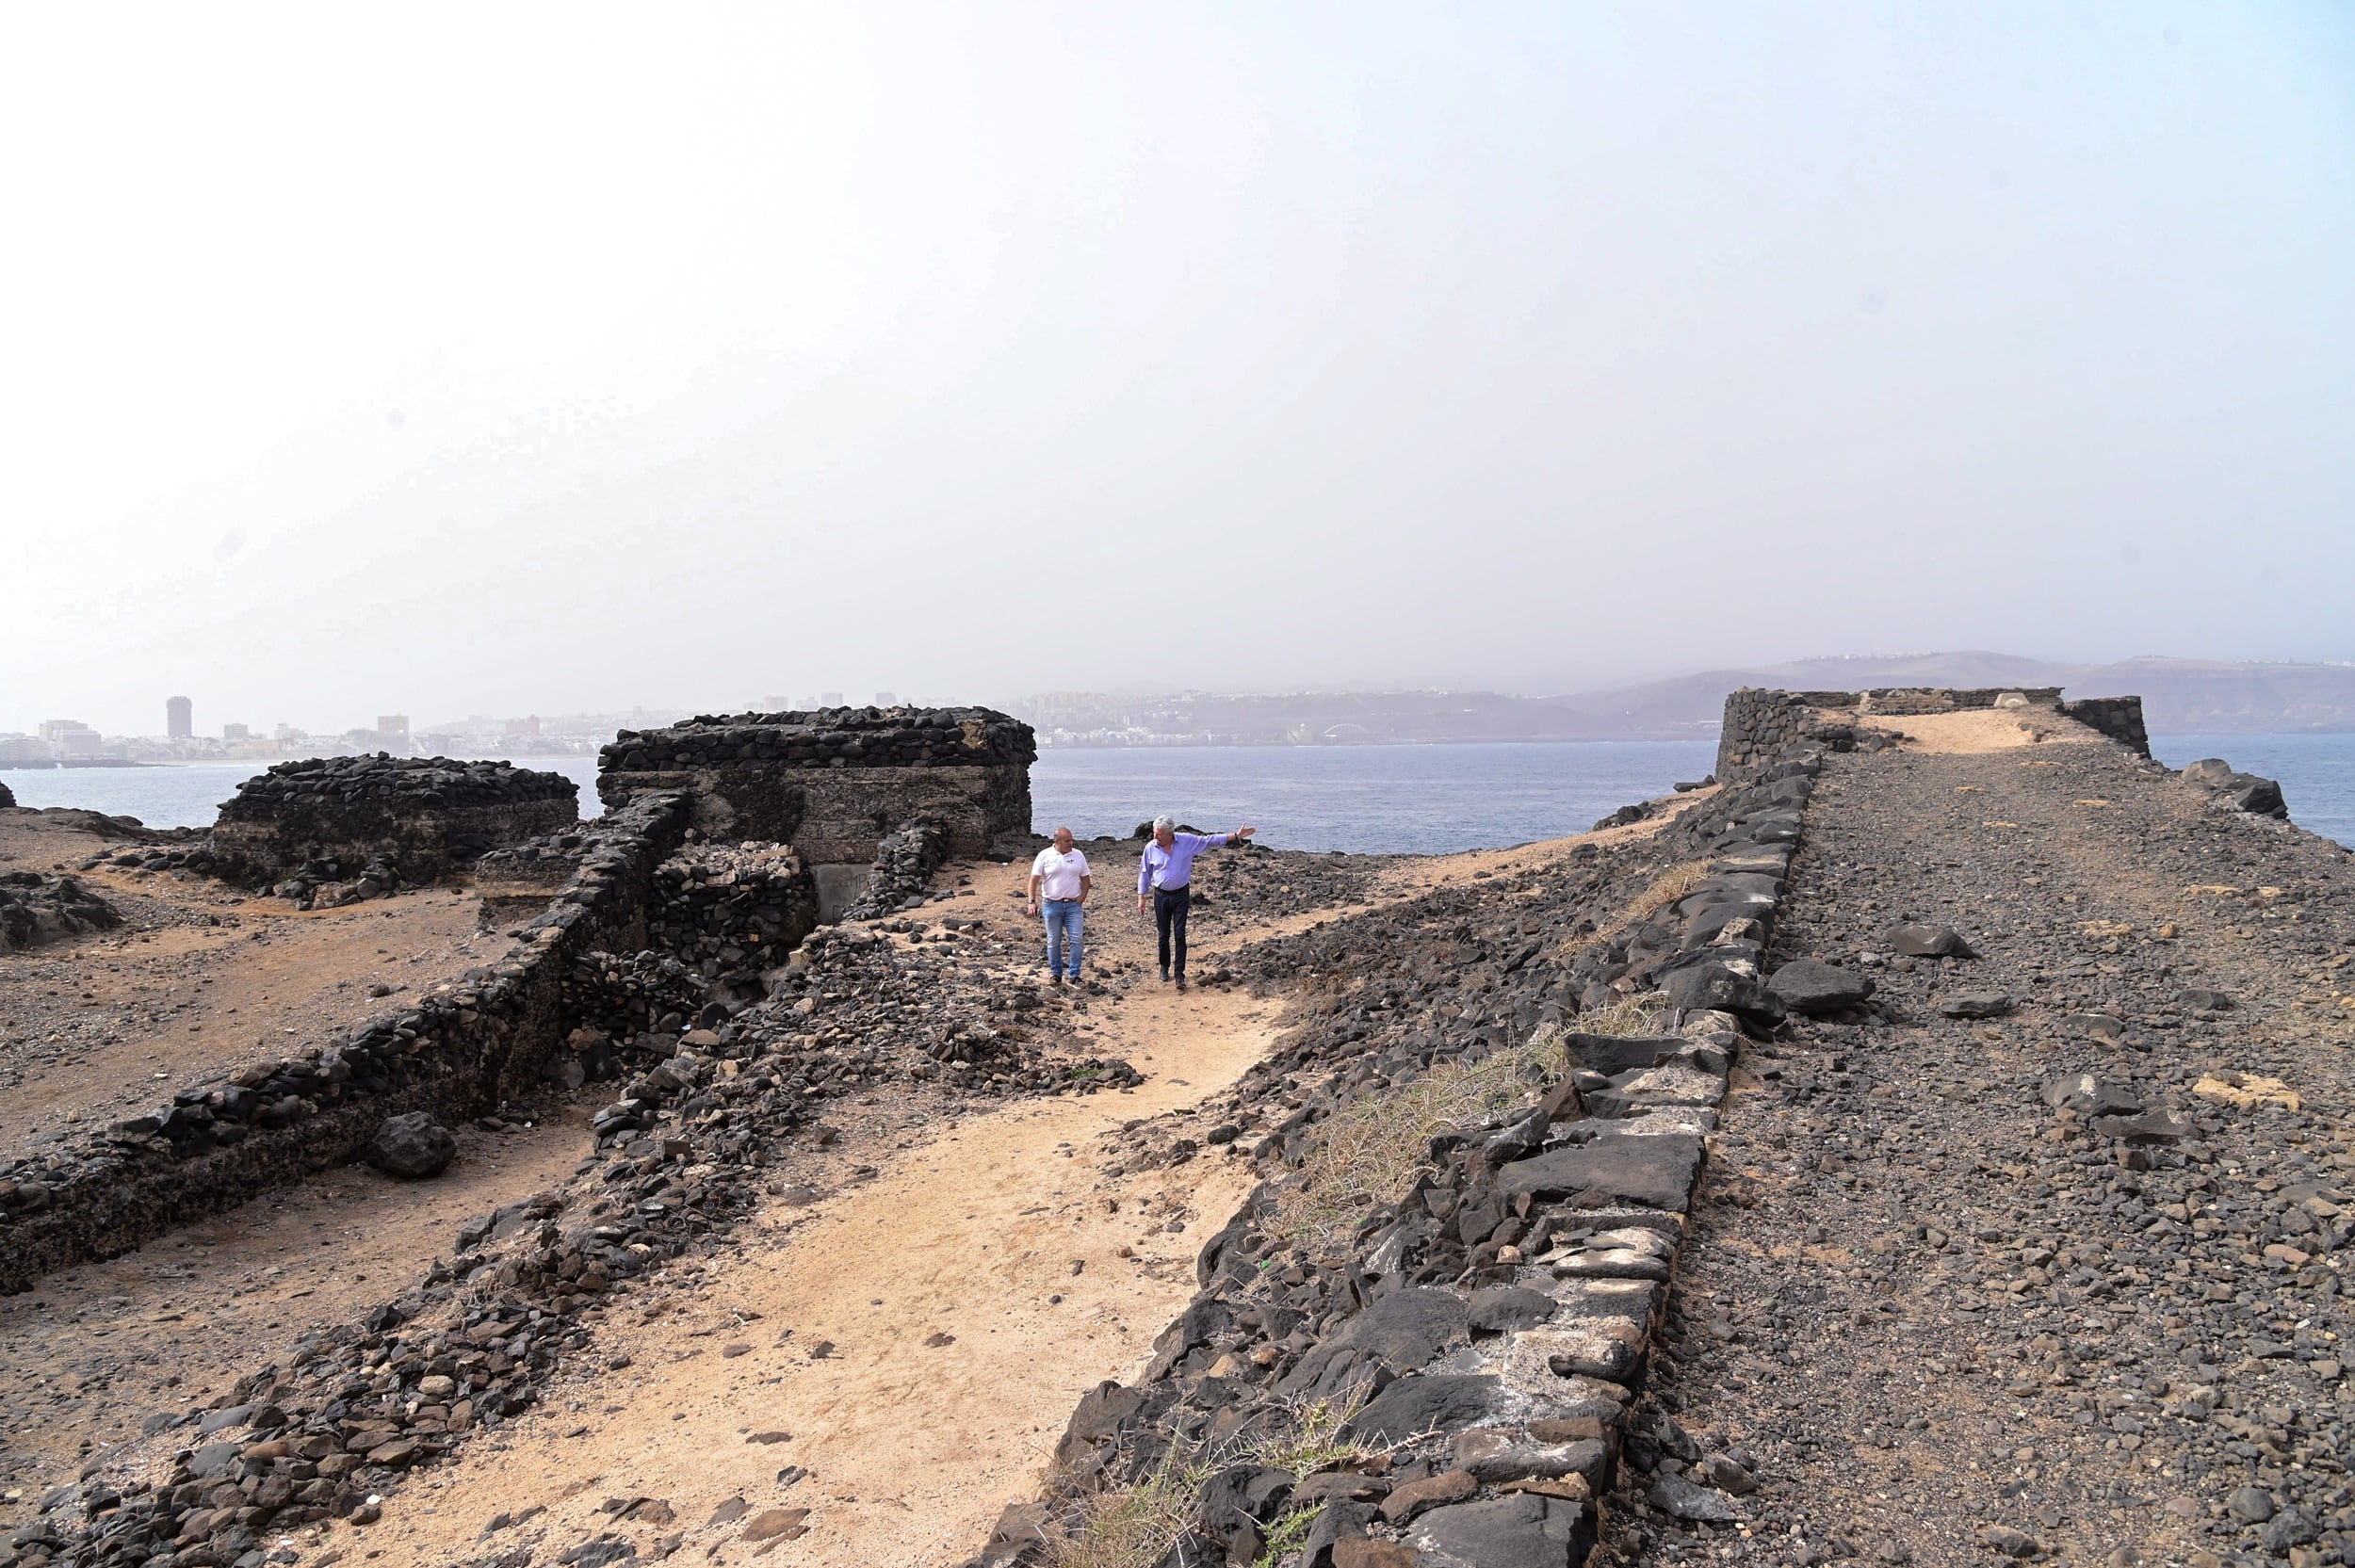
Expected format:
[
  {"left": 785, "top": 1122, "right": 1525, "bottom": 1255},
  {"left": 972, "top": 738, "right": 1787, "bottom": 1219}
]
[{"left": 1153, "top": 884, "right": 1192, "bottom": 976}]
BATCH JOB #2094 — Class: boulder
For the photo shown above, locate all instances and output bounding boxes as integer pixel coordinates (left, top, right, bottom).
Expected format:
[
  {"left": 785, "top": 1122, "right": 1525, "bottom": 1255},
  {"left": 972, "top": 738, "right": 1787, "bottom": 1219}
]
[
  {"left": 1345, "top": 1375, "right": 1503, "bottom": 1447},
  {"left": 367, "top": 1112, "right": 457, "bottom": 1178},
  {"left": 2181, "top": 758, "right": 2288, "bottom": 818},
  {"left": 1885, "top": 924, "right": 1973, "bottom": 959},
  {"left": 1766, "top": 960, "right": 1875, "bottom": 1017},
  {"left": 2040, "top": 1075, "right": 2141, "bottom": 1118},
  {"left": 2179, "top": 758, "right": 2238, "bottom": 789},
  {"left": 2225, "top": 777, "right": 2287, "bottom": 817},
  {"left": 1467, "top": 1287, "right": 1558, "bottom": 1334},
  {"left": 1660, "top": 959, "right": 1783, "bottom": 1023},
  {"left": 1498, "top": 1133, "right": 1705, "bottom": 1211},
  {"left": 1279, "top": 1288, "right": 1468, "bottom": 1393},
  {"left": 1563, "top": 1033, "right": 1680, "bottom": 1075},
  {"left": 1408, "top": 1495, "right": 1594, "bottom": 1568},
  {"left": 1648, "top": 1473, "right": 1740, "bottom": 1523},
  {"left": 2092, "top": 1110, "right": 2193, "bottom": 1145}
]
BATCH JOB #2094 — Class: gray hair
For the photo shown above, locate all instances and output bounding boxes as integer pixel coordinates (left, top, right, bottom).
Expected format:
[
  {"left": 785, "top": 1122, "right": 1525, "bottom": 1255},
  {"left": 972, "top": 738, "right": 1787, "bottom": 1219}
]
[{"left": 1152, "top": 815, "right": 1175, "bottom": 832}]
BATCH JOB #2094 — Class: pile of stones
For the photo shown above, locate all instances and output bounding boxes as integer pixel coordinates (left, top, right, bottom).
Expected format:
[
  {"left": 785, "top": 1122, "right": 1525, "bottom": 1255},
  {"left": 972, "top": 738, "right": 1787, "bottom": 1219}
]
[
  {"left": 267, "top": 851, "right": 411, "bottom": 909},
  {"left": 1185, "top": 840, "right": 1385, "bottom": 928},
  {"left": 558, "top": 949, "right": 710, "bottom": 1086},
  {"left": 601, "top": 706, "right": 1035, "bottom": 772},
  {"left": 0, "top": 872, "right": 121, "bottom": 952},
  {"left": 742, "top": 924, "right": 1144, "bottom": 1106},
  {"left": 73, "top": 841, "right": 220, "bottom": 878},
  {"left": 843, "top": 816, "right": 950, "bottom": 920},
  {"left": 643, "top": 841, "right": 818, "bottom": 1003}
]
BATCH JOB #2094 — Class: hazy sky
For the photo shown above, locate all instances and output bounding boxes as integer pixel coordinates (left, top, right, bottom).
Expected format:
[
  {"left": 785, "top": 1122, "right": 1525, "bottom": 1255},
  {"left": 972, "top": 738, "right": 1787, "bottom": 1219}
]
[{"left": 5, "top": 4, "right": 2351, "bottom": 737}]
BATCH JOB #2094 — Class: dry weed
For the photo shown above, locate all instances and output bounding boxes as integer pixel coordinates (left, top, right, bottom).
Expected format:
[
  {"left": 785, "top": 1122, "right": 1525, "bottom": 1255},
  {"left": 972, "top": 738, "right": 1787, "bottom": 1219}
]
[
  {"left": 1548, "top": 858, "right": 1709, "bottom": 966},
  {"left": 1044, "top": 1447, "right": 1220, "bottom": 1568},
  {"left": 1271, "top": 1028, "right": 1559, "bottom": 1246}
]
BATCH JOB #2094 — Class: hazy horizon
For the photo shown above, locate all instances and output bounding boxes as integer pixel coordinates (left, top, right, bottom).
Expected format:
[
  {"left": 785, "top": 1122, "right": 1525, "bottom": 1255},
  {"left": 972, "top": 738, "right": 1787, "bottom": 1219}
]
[{"left": 6, "top": 4, "right": 2351, "bottom": 738}]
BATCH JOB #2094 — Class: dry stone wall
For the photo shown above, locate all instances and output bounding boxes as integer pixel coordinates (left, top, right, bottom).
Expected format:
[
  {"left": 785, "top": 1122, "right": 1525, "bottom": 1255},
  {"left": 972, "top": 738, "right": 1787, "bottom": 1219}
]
[
  {"left": 0, "top": 791, "right": 693, "bottom": 1295},
  {"left": 209, "top": 755, "right": 578, "bottom": 888},
  {"left": 981, "top": 712, "right": 1840, "bottom": 1568}
]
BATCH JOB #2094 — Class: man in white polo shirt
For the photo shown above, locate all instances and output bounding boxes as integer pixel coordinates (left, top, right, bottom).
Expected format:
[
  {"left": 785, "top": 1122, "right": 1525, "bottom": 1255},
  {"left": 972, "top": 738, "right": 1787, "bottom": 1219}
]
[{"left": 1026, "top": 825, "right": 1094, "bottom": 986}]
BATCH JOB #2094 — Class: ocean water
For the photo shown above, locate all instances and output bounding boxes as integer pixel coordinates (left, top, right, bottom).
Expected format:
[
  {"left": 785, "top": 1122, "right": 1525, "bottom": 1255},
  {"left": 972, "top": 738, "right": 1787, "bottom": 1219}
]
[
  {"left": 1030, "top": 741, "right": 1717, "bottom": 855},
  {"left": 7, "top": 736, "right": 2346, "bottom": 854},
  {"left": 0, "top": 757, "right": 608, "bottom": 831}
]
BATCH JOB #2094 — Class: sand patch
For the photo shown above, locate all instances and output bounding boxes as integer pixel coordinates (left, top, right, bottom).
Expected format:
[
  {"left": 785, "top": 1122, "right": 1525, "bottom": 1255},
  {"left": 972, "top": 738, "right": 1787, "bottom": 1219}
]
[
  {"left": 1843, "top": 707, "right": 2105, "bottom": 753},
  {"left": 2194, "top": 1072, "right": 2301, "bottom": 1112}
]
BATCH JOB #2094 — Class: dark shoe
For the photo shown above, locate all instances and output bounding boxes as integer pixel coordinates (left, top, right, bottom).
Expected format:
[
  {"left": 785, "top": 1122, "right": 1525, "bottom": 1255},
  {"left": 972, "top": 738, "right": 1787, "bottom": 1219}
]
[
  {"left": 1049, "top": 974, "right": 1064, "bottom": 986},
  {"left": 1160, "top": 966, "right": 1171, "bottom": 983},
  {"left": 1175, "top": 974, "right": 1188, "bottom": 991}
]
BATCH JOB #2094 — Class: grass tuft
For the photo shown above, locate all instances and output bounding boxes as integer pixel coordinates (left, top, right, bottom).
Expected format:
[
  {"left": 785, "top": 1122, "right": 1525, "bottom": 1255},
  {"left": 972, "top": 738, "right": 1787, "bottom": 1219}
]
[
  {"left": 1044, "top": 1447, "right": 1221, "bottom": 1568},
  {"left": 1271, "top": 1026, "right": 1564, "bottom": 1247},
  {"left": 1572, "top": 989, "right": 1672, "bottom": 1039},
  {"left": 1253, "top": 1504, "right": 1318, "bottom": 1568},
  {"left": 1241, "top": 1381, "right": 1380, "bottom": 1474}
]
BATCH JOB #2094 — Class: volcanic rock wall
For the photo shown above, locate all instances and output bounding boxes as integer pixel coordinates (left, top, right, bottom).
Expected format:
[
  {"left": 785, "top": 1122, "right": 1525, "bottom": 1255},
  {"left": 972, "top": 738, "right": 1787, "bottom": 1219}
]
[
  {"left": 984, "top": 709, "right": 1840, "bottom": 1567},
  {"left": 594, "top": 708, "right": 1034, "bottom": 907},
  {"left": 210, "top": 755, "right": 579, "bottom": 887},
  {"left": 0, "top": 791, "right": 694, "bottom": 1295}
]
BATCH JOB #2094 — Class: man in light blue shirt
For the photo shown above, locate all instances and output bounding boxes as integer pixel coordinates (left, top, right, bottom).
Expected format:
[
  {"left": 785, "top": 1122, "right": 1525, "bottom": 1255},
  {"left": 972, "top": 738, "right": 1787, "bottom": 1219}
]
[{"left": 1136, "top": 814, "right": 1256, "bottom": 989}]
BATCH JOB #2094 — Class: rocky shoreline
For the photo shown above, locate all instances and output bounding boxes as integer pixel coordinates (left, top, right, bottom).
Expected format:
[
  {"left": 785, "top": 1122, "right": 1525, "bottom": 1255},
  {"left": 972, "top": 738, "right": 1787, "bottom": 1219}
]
[{"left": 3, "top": 687, "right": 2344, "bottom": 1568}]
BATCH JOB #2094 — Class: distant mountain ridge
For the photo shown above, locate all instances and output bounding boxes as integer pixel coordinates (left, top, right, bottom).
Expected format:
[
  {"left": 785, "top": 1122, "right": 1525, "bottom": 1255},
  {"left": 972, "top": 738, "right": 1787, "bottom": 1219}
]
[{"left": 1555, "top": 653, "right": 2355, "bottom": 736}]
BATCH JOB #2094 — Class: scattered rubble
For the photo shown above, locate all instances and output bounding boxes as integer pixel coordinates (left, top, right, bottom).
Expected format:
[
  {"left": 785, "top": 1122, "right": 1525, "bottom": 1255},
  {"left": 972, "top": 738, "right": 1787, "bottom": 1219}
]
[{"left": 0, "top": 873, "right": 121, "bottom": 952}]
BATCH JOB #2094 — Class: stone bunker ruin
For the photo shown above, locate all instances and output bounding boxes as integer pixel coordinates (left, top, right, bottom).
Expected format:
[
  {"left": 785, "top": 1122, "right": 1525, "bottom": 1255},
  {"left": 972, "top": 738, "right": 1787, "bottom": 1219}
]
[
  {"left": 209, "top": 754, "right": 579, "bottom": 889},
  {"left": 1715, "top": 685, "right": 2151, "bottom": 780},
  {"left": 596, "top": 705, "right": 1035, "bottom": 920}
]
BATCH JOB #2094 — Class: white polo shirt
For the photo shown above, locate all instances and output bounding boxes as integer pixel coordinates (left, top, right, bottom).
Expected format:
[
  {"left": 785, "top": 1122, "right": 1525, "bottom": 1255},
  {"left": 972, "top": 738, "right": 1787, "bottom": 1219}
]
[{"left": 1031, "top": 847, "right": 1091, "bottom": 900}]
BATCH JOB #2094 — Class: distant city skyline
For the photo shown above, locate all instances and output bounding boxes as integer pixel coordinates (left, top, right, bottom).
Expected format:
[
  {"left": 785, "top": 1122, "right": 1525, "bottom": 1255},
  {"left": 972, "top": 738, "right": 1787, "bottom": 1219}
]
[{"left": 11, "top": 649, "right": 2355, "bottom": 762}]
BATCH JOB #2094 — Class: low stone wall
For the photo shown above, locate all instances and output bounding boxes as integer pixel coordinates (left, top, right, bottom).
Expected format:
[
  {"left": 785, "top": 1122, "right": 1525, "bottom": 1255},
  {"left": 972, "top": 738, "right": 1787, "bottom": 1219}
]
[
  {"left": 985, "top": 746, "right": 1833, "bottom": 1566},
  {"left": 594, "top": 707, "right": 1034, "bottom": 870},
  {"left": 0, "top": 792, "right": 692, "bottom": 1296},
  {"left": 210, "top": 755, "right": 578, "bottom": 887}
]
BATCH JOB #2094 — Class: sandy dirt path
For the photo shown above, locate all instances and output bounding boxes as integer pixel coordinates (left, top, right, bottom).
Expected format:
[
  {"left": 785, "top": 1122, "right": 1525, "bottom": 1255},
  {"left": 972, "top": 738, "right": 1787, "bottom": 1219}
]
[{"left": 362, "top": 965, "right": 1281, "bottom": 1567}]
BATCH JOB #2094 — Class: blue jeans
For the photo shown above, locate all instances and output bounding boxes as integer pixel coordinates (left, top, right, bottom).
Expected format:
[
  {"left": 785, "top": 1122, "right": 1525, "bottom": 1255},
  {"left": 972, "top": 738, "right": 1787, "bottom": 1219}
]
[{"left": 1043, "top": 899, "right": 1084, "bottom": 978}]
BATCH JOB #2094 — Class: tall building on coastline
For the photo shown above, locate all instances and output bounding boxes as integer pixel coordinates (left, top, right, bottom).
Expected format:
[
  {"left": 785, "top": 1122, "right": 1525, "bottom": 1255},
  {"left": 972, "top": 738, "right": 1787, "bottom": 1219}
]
[{"left": 167, "top": 695, "right": 192, "bottom": 739}]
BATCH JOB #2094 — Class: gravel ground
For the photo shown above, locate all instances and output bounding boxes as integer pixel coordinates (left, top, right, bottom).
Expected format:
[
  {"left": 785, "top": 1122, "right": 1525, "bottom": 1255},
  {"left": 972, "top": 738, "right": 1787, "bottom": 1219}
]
[{"left": 1597, "top": 738, "right": 2355, "bottom": 1568}]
